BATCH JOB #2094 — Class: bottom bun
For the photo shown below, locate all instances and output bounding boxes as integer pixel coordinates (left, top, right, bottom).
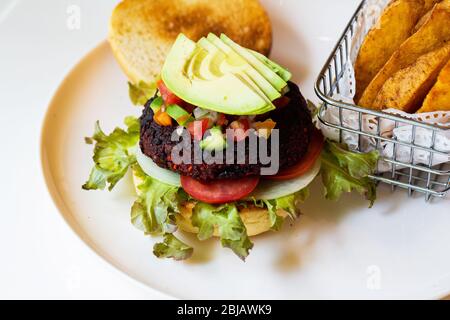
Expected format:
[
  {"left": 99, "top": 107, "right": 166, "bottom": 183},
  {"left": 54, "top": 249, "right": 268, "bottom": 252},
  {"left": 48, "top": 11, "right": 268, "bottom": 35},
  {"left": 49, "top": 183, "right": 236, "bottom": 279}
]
[{"left": 132, "top": 170, "right": 287, "bottom": 237}]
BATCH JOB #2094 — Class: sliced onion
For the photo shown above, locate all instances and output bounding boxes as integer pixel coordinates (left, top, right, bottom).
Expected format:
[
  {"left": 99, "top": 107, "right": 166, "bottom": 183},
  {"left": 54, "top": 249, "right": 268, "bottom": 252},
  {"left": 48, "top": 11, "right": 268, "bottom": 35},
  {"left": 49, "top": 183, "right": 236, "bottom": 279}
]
[
  {"left": 249, "top": 159, "right": 321, "bottom": 200},
  {"left": 193, "top": 107, "right": 218, "bottom": 122},
  {"left": 193, "top": 107, "right": 209, "bottom": 119},
  {"left": 135, "top": 147, "right": 181, "bottom": 187},
  {"left": 136, "top": 145, "right": 321, "bottom": 198}
]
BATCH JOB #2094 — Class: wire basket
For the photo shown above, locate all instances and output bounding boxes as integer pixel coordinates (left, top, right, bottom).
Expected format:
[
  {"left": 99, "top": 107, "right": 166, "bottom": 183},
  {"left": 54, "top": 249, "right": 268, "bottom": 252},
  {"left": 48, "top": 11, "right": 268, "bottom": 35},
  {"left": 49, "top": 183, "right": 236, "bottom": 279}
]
[{"left": 314, "top": 0, "right": 450, "bottom": 201}]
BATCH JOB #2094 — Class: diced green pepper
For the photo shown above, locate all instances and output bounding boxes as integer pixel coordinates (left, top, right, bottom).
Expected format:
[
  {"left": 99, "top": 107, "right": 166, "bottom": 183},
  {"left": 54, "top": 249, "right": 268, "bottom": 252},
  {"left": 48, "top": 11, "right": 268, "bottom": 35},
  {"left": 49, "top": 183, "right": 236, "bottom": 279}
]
[
  {"left": 150, "top": 96, "right": 164, "bottom": 113},
  {"left": 166, "top": 104, "right": 193, "bottom": 126}
]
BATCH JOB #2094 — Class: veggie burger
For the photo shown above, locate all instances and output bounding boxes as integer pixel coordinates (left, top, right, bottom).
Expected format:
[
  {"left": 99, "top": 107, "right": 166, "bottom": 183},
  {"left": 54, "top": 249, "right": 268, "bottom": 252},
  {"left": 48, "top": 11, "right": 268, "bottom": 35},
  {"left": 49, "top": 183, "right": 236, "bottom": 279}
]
[
  {"left": 84, "top": 7, "right": 379, "bottom": 261},
  {"left": 139, "top": 33, "right": 322, "bottom": 259}
]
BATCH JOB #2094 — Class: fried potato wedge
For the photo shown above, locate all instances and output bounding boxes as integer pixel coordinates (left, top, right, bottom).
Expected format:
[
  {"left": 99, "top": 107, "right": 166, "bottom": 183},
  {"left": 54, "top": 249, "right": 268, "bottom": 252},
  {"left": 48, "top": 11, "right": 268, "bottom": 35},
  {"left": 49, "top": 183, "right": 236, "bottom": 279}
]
[
  {"left": 372, "top": 43, "right": 450, "bottom": 112},
  {"left": 424, "top": 0, "right": 442, "bottom": 11},
  {"left": 414, "top": 0, "right": 442, "bottom": 32},
  {"left": 354, "top": 0, "right": 425, "bottom": 101},
  {"left": 414, "top": 9, "right": 433, "bottom": 32},
  {"left": 418, "top": 59, "right": 450, "bottom": 112},
  {"left": 358, "top": 0, "right": 450, "bottom": 109}
]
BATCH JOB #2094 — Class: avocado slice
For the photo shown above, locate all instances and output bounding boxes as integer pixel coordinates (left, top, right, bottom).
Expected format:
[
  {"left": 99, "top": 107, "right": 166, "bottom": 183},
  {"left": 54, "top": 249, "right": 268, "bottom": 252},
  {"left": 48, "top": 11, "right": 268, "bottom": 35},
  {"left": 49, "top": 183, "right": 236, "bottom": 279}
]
[
  {"left": 196, "top": 37, "right": 276, "bottom": 111},
  {"left": 193, "top": 38, "right": 276, "bottom": 115},
  {"left": 250, "top": 49, "right": 292, "bottom": 82},
  {"left": 161, "top": 34, "right": 274, "bottom": 115},
  {"left": 189, "top": 43, "right": 273, "bottom": 115},
  {"left": 187, "top": 46, "right": 221, "bottom": 81},
  {"left": 202, "top": 35, "right": 281, "bottom": 102},
  {"left": 219, "top": 34, "right": 288, "bottom": 93},
  {"left": 187, "top": 48, "right": 210, "bottom": 80}
]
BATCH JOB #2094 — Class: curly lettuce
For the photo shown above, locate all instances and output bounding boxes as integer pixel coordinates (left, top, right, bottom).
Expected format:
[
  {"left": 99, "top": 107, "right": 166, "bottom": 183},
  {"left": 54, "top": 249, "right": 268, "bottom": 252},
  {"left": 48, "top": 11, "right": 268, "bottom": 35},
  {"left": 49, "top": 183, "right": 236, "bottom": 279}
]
[
  {"left": 131, "top": 164, "right": 182, "bottom": 235},
  {"left": 128, "top": 81, "right": 157, "bottom": 106},
  {"left": 191, "top": 203, "right": 253, "bottom": 260},
  {"left": 83, "top": 117, "right": 193, "bottom": 260},
  {"left": 261, "top": 188, "right": 310, "bottom": 231},
  {"left": 321, "top": 140, "right": 379, "bottom": 207},
  {"left": 83, "top": 117, "right": 140, "bottom": 191},
  {"left": 153, "top": 234, "right": 193, "bottom": 261},
  {"left": 131, "top": 165, "right": 194, "bottom": 259}
]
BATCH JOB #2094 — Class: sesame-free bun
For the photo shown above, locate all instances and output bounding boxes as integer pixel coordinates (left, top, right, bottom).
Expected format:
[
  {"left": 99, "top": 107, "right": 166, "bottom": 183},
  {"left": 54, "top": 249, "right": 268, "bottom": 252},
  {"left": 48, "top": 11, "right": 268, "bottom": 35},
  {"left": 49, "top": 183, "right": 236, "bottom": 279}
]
[{"left": 109, "top": 0, "right": 273, "bottom": 85}]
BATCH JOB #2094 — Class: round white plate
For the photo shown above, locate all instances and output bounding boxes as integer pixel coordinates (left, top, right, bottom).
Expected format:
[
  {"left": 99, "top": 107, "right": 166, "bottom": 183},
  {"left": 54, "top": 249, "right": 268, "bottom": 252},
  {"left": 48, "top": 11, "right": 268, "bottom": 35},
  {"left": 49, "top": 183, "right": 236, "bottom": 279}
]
[{"left": 41, "top": 0, "right": 450, "bottom": 299}]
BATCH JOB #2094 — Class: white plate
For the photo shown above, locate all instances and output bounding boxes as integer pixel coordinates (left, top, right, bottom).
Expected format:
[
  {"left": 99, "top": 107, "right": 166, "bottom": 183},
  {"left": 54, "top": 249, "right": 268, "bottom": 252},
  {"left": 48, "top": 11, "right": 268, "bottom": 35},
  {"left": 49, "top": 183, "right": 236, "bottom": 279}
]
[{"left": 40, "top": 0, "right": 450, "bottom": 299}]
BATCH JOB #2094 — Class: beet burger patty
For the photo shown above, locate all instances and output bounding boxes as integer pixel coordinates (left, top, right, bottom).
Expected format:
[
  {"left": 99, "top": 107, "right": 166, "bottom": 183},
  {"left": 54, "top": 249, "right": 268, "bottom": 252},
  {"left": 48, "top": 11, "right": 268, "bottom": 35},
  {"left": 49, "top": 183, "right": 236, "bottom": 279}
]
[{"left": 140, "top": 82, "right": 313, "bottom": 182}]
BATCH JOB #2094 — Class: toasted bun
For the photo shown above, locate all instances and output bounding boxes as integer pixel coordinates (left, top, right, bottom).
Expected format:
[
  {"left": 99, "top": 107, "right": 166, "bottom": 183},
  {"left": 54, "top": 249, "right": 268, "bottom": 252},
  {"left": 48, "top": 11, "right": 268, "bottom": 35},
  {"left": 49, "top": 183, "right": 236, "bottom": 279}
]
[
  {"left": 109, "top": 0, "right": 272, "bottom": 85},
  {"left": 131, "top": 171, "right": 287, "bottom": 237}
]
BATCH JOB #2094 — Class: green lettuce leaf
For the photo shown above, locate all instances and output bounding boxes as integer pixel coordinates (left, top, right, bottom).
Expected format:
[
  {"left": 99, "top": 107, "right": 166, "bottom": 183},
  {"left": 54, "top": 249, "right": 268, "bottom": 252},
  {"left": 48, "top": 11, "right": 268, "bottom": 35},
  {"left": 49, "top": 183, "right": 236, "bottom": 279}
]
[
  {"left": 221, "top": 236, "right": 254, "bottom": 262},
  {"left": 261, "top": 200, "right": 283, "bottom": 231},
  {"left": 153, "top": 234, "right": 193, "bottom": 261},
  {"left": 129, "top": 81, "right": 157, "bottom": 106},
  {"left": 131, "top": 165, "right": 181, "bottom": 235},
  {"left": 262, "top": 187, "right": 310, "bottom": 231},
  {"left": 321, "top": 140, "right": 379, "bottom": 207},
  {"left": 83, "top": 117, "right": 140, "bottom": 191},
  {"left": 191, "top": 203, "right": 254, "bottom": 261}
]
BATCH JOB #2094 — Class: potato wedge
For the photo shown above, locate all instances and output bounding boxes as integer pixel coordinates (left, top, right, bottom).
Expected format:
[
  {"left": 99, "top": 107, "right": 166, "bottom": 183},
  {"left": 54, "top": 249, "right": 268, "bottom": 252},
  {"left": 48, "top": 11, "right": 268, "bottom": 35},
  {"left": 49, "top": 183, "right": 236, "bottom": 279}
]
[
  {"left": 418, "top": 59, "right": 450, "bottom": 112},
  {"left": 424, "top": 0, "right": 442, "bottom": 11},
  {"left": 414, "top": 0, "right": 442, "bottom": 32},
  {"left": 358, "top": 0, "right": 450, "bottom": 109},
  {"left": 414, "top": 0, "right": 443, "bottom": 31},
  {"left": 354, "top": 0, "right": 425, "bottom": 101},
  {"left": 414, "top": 9, "right": 433, "bottom": 32},
  {"left": 372, "top": 43, "right": 450, "bottom": 112}
]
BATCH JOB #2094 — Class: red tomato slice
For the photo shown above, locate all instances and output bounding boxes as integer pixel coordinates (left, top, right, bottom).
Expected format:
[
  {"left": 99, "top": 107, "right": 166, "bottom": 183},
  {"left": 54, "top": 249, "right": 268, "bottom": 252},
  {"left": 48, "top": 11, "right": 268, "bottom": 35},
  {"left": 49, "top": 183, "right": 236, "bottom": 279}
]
[
  {"left": 187, "top": 119, "right": 210, "bottom": 140},
  {"left": 157, "top": 79, "right": 184, "bottom": 106},
  {"left": 216, "top": 113, "right": 228, "bottom": 126},
  {"left": 158, "top": 79, "right": 195, "bottom": 112},
  {"left": 181, "top": 176, "right": 260, "bottom": 204},
  {"left": 267, "top": 129, "right": 324, "bottom": 181}
]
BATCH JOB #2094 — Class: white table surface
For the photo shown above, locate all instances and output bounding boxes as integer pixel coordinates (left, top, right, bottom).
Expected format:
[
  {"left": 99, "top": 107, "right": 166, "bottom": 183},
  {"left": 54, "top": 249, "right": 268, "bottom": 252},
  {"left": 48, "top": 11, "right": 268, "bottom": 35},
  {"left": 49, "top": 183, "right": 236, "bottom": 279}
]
[{"left": 0, "top": 0, "right": 405, "bottom": 299}]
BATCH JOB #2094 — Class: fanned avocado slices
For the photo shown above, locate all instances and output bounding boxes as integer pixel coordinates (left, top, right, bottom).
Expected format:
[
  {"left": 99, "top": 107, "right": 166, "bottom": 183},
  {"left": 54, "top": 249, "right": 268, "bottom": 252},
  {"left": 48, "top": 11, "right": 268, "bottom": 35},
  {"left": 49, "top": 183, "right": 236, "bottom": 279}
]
[{"left": 161, "top": 33, "right": 291, "bottom": 115}]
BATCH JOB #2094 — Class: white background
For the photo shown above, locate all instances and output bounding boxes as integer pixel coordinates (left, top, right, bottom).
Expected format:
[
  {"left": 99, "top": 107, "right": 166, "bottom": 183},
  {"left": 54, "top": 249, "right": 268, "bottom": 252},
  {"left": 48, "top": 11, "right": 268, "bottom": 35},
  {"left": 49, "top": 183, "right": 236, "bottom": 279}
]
[{"left": 2, "top": 0, "right": 448, "bottom": 300}]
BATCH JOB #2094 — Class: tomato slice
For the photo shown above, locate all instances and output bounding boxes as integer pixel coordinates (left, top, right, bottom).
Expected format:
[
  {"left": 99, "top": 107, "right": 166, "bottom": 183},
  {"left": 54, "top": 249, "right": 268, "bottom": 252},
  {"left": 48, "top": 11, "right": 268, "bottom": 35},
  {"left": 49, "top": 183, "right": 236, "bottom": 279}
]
[
  {"left": 181, "top": 176, "right": 260, "bottom": 204},
  {"left": 216, "top": 113, "right": 228, "bottom": 126},
  {"left": 157, "top": 79, "right": 196, "bottom": 113},
  {"left": 157, "top": 80, "right": 182, "bottom": 105},
  {"left": 267, "top": 130, "right": 324, "bottom": 181},
  {"left": 187, "top": 119, "right": 211, "bottom": 140}
]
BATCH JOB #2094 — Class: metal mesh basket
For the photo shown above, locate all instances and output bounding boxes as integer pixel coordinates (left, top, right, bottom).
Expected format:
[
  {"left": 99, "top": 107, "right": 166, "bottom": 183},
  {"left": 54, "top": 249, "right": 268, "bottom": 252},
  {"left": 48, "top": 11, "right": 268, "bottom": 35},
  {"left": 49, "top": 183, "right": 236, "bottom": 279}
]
[{"left": 314, "top": 0, "right": 450, "bottom": 201}]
